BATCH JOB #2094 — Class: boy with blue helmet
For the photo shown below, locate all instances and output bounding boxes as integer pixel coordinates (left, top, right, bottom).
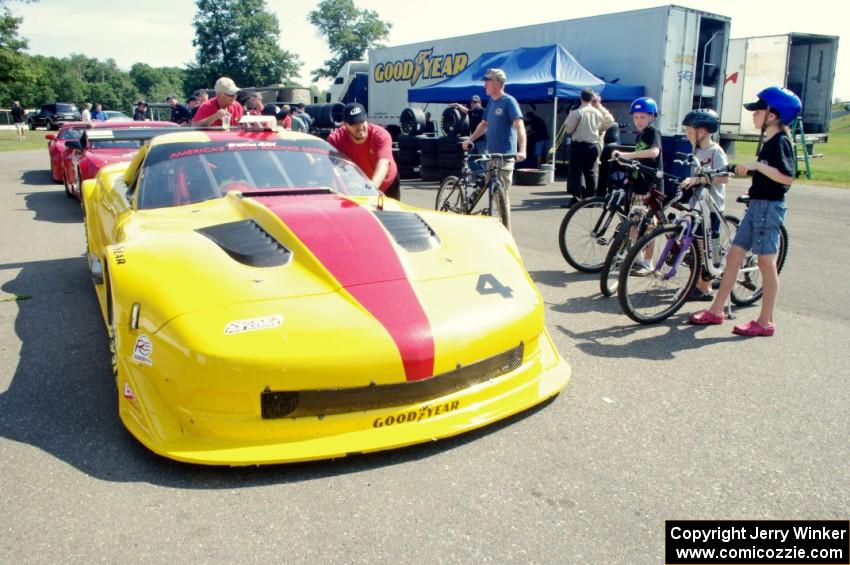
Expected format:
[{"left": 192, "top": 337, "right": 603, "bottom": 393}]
[
  {"left": 690, "top": 86, "right": 801, "bottom": 336},
  {"left": 610, "top": 97, "right": 663, "bottom": 273},
  {"left": 612, "top": 97, "right": 664, "bottom": 195},
  {"left": 680, "top": 108, "right": 728, "bottom": 301}
]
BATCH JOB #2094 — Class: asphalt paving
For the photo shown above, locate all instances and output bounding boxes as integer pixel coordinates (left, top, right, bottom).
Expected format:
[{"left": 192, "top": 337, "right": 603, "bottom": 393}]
[{"left": 1, "top": 149, "right": 847, "bottom": 564}]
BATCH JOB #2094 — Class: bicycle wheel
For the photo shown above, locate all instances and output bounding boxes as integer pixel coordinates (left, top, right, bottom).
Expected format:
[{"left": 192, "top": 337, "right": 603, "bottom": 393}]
[
  {"left": 435, "top": 176, "right": 466, "bottom": 214},
  {"left": 617, "top": 225, "right": 701, "bottom": 324},
  {"left": 777, "top": 224, "right": 789, "bottom": 274},
  {"left": 600, "top": 220, "right": 636, "bottom": 297},
  {"left": 557, "top": 197, "right": 618, "bottom": 273},
  {"left": 488, "top": 184, "right": 510, "bottom": 229}
]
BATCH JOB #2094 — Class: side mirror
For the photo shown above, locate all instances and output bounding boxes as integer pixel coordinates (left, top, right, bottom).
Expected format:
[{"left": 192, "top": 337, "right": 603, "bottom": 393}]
[
  {"left": 45, "top": 134, "right": 56, "bottom": 140},
  {"left": 66, "top": 140, "right": 83, "bottom": 151}
]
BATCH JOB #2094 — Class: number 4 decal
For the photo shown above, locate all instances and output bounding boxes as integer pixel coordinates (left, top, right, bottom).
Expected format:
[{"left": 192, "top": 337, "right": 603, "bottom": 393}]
[{"left": 476, "top": 273, "right": 513, "bottom": 298}]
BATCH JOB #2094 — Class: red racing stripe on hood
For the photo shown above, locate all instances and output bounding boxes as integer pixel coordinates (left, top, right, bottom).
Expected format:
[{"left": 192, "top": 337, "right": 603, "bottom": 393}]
[{"left": 256, "top": 194, "right": 435, "bottom": 381}]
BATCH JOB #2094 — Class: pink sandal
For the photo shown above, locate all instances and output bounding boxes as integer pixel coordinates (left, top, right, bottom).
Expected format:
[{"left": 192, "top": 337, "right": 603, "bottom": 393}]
[
  {"left": 688, "top": 310, "right": 725, "bottom": 325},
  {"left": 732, "top": 320, "right": 775, "bottom": 337}
]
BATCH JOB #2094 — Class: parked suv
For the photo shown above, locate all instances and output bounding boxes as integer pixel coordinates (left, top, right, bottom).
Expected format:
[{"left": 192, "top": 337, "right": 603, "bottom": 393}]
[{"left": 28, "top": 103, "right": 82, "bottom": 131}]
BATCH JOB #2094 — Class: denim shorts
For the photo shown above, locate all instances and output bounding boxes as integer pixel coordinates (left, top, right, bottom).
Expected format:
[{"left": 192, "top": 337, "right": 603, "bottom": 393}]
[{"left": 732, "top": 199, "right": 786, "bottom": 255}]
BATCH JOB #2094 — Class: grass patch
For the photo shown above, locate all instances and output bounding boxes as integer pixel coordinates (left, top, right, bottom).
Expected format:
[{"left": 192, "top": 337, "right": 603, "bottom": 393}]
[
  {"left": 0, "top": 130, "right": 52, "bottom": 152},
  {"left": 730, "top": 113, "right": 850, "bottom": 188}
]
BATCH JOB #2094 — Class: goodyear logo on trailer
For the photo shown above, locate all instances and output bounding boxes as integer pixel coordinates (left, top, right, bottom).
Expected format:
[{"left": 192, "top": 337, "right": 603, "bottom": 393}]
[{"left": 374, "top": 48, "right": 469, "bottom": 86}]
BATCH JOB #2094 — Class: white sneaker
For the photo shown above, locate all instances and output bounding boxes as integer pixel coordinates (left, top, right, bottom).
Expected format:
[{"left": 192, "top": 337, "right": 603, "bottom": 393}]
[{"left": 631, "top": 257, "right": 653, "bottom": 276}]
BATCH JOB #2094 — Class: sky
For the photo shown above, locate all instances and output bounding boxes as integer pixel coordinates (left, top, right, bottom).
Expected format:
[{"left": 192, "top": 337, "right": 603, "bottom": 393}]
[{"left": 12, "top": 0, "right": 849, "bottom": 98}]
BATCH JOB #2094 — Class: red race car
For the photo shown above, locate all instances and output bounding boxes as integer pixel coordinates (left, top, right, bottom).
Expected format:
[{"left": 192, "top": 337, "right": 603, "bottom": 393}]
[
  {"left": 63, "top": 121, "right": 178, "bottom": 199},
  {"left": 46, "top": 122, "right": 91, "bottom": 183}
]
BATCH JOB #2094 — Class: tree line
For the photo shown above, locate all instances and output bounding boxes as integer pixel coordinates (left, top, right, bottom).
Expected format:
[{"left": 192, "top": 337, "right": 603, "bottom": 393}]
[{"left": 0, "top": 0, "right": 390, "bottom": 110}]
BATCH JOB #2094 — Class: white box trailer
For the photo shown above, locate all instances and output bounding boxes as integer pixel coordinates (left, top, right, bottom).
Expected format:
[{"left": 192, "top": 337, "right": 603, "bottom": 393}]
[
  {"left": 367, "top": 4, "right": 731, "bottom": 142},
  {"left": 720, "top": 33, "right": 839, "bottom": 141}
]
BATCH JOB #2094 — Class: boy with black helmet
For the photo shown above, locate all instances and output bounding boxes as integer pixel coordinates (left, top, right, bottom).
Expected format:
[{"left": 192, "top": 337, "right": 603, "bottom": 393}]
[
  {"left": 680, "top": 108, "right": 728, "bottom": 301},
  {"left": 690, "top": 86, "right": 801, "bottom": 336}
]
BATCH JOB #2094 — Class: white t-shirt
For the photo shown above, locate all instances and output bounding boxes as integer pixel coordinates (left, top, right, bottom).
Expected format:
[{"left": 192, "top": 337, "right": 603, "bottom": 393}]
[{"left": 693, "top": 143, "right": 728, "bottom": 211}]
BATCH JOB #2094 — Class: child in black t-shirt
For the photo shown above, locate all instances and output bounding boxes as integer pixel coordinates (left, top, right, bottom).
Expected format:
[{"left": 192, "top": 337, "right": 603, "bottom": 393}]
[
  {"left": 611, "top": 97, "right": 664, "bottom": 272},
  {"left": 612, "top": 97, "right": 664, "bottom": 195},
  {"left": 690, "top": 87, "right": 801, "bottom": 337}
]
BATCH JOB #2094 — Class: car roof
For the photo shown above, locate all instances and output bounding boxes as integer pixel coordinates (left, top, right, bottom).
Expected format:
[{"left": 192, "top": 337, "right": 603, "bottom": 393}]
[
  {"left": 59, "top": 121, "right": 92, "bottom": 129},
  {"left": 88, "top": 120, "right": 177, "bottom": 129}
]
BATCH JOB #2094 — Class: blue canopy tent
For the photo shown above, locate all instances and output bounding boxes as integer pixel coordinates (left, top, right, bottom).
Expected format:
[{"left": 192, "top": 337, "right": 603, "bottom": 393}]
[
  {"left": 407, "top": 44, "right": 643, "bottom": 103},
  {"left": 407, "top": 44, "right": 643, "bottom": 154},
  {"left": 407, "top": 45, "right": 643, "bottom": 102}
]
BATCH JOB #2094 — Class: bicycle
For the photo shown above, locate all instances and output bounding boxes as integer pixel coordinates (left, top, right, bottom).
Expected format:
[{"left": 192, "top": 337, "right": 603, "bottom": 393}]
[
  {"left": 557, "top": 157, "right": 679, "bottom": 273},
  {"left": 599, "top": 157, "right": 684, "bottom": 296},
  {"left": 616, "top": 156, "right": 744, "bottom": 324},
  {"left": 435, "top": 153, "right": 514, "bottom": 229}
]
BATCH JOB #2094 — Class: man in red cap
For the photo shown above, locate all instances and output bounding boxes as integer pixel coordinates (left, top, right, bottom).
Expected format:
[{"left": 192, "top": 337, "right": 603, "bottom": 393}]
[{"left": 326, "top": 102, "right": 400, "bottom": 199}]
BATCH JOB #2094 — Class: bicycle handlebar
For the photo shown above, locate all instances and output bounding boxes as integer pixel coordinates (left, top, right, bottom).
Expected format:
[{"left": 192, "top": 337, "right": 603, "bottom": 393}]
[
  {"left": 608, "top": 155, "right": 680, "bottom": 181},
  {"left": 673, "top": 153, "right": 736, "bottom": 180},
  {"left": 467, "top": 153, "right": 517, "bottom": 159}
]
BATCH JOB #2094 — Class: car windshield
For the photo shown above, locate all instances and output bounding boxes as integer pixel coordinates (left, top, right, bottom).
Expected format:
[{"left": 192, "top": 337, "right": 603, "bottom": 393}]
[
  {"left": 57, "top": 104, "right": 78, "bottom": 113},
  {"left": 136, "top": 139, "right": 379, "bottom": 210},
  {"left": 58, "top": 127, "right": 85, "bottom": 140}
]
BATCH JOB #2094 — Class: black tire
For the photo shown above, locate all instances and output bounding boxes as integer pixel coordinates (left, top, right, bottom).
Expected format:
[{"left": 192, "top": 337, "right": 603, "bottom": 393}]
[
  {"left": 777, "top": 224, "right": 789, "bottom": 274},
  {"left": 513, "top": 168, "right": 548, "bottom": 186},
  {"left": 45, "top": 119, "right": 53, "bottom": 131},
  {"left": 438, "top": 154, "right": 465, "bottom": 169},
  {"left": 397, "top": 134, "right": 422, "bottom": 152},
  {"left": 441, "top": 107, "right": 470, "bottom": 136},
  {"left": 420, "top": 153, "right": 438, "bottom": 168},
  {"left": 397, "top": 151, "right": 421, "bottom": 166},
  {"left": 418, "top": 136, "right": 439, "bottom": 153},
  {"left": 729, "top": 223, "right": 788, "bottom": 306},
  {"left": 327, "top": 103, "right": 345, "bottom": 127},
  {"left": 70, "top": 166, "right": 82, "bottom": 199},
  {"left": 435, "top": 176, "right": 466, "bottom": 214},
  {"left": 617, "top": 225, "right": 701, "bottom": 324},
  {"left": 439, "top": 167, "right": 463, "bottom": 181},
  {"left": 398, "top": 167, "right": 420, "bottom": 180},
  {"left": 400, "top": 108, "right": 426, "bottom": 135},
  {"left": 63, "top": 169, "right": 73, "bottom": 198},
  {"left": 420, "top": 167, "right": 441, "bottom": 182},
  {"left": 600, "top": 220, "right": 637, "bottom": 297},
  {"left": 28, "top": 120, "right": 35, "bottom": 131},
  {"left": 438, "top": 136, "right": 467, "bottom": 154},
  {"left": 557, "top": 197, "right": 619, "bottom": 273},
  {"left": 488, "top": 185, "right": 510, "bottom": 229},
  {"left": 305, "top": 104, "right": 323, "bottom": 126}
]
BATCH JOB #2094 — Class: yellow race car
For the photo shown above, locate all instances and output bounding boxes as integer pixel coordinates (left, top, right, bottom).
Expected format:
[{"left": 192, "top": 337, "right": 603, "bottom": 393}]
[{"left": 81, "top": 122, "right": 570, "bottom": 465}]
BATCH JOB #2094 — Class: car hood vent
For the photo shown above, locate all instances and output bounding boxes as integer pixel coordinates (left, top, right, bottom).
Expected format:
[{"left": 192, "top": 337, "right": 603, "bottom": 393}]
[
  {"left": 374, "top": 211, "right": 440, "bottom": 252},
  {"left": 196, "top": 220, "right": 291, "bottom": 267}
]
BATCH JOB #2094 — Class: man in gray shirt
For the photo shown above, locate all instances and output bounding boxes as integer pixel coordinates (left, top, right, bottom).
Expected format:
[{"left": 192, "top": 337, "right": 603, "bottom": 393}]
[{"left": 563, "top": 88, "right": 615, "bottom": 207}]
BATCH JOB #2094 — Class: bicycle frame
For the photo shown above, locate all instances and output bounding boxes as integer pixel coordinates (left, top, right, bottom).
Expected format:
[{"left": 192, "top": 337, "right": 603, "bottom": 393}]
[
  {"left": 591, "top": 188, "right": 628, "bottom": 240},
  {"left": 467, "top": 153, "right": 512, "bottom": 217},
  {"left": 657, "top": 185, "right": 733, "bottom": 281}
]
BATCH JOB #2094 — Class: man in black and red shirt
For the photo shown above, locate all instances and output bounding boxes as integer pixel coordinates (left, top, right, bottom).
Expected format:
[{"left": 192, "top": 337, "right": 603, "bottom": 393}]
[{"left": 326, "top": 103, "right": 400, "bottom": 200}]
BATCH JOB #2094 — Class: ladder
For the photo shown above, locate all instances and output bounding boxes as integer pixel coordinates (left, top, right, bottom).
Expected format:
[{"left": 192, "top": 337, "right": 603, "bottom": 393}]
[{"left": 790, "top": 118, "right": 823, "bottom": 179}]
